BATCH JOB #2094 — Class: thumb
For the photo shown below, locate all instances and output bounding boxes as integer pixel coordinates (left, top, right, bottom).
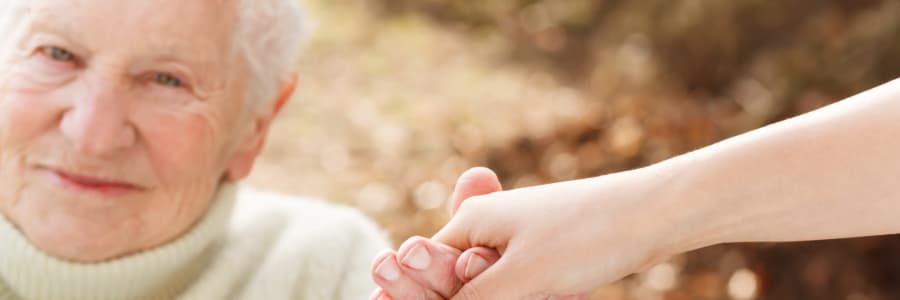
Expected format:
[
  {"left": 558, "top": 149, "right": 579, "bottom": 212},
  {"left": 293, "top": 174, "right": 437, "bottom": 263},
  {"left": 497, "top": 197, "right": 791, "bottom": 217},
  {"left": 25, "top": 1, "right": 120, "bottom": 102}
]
[
  {"left": 448, "top": 167, "right": 502, "bottom": 216},
  {"left": 433, "top": 167, "right": 508, "bottom": 252},
  {"left": 431, "top": 194, "right": 486, "bottom": 251}
]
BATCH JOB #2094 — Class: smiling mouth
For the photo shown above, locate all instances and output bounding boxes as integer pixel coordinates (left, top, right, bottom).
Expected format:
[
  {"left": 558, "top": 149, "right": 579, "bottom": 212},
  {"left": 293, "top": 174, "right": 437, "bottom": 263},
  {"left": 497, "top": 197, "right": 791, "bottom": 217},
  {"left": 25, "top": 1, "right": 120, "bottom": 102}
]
[{"left": 47, "top": 169, "right": 144, "bottom": 195}]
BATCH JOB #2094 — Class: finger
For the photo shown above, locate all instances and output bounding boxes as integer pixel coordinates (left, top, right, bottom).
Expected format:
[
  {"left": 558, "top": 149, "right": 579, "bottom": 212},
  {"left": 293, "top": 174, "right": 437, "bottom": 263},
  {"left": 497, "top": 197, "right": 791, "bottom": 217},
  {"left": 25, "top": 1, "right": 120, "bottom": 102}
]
[
  {"left": 450, "top": 257, "right": 531, "bottom": 300},
  {"left": 371, "top": 250, "right": 393, "bottom": 277},
  {"left": 431, "top": 208, "right": 477, "bottom": 251},
  {"left": 454, "top": 247, "right": 501, "bottom": 282},
  {"left": 396, "top": 237, "right": 464, "bottom": 298},
  {"left": 372, "top": 251, "right": 443, "bottom": 300},
  {"left": 434, "top": 167, "right": 503, "bottom": 252},
  {"left": 368, "top": 288, "right": 387, "bottom": 300},
  {"left": 433, "top": 190, "right": 519, "bottom": 253},
  {"left": 448, "top": 167, "right": 501, "bottom": 216}
]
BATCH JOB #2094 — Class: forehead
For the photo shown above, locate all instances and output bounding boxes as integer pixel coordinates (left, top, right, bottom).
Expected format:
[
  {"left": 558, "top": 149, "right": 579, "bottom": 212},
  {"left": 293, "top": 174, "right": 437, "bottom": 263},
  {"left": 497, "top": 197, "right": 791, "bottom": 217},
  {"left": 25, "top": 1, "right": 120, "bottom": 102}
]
[{"left": 25, "top": 0, "right": 239, "bottom": 64}]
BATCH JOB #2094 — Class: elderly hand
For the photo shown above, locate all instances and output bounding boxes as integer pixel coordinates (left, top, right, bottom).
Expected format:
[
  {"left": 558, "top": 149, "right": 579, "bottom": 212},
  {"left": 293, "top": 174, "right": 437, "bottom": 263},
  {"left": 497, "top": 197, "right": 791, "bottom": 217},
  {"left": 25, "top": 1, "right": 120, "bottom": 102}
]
[{"left": 370, "top": 168, "right": 502, "bottom": 300}]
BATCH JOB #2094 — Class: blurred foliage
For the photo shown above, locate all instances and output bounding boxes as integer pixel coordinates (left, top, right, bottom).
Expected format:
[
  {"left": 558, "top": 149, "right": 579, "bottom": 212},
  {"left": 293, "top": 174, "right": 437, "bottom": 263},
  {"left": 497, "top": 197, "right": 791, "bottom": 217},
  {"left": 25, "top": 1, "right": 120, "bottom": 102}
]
[{"left": 249, "top": 0, "right": 900, "bottom": 299}]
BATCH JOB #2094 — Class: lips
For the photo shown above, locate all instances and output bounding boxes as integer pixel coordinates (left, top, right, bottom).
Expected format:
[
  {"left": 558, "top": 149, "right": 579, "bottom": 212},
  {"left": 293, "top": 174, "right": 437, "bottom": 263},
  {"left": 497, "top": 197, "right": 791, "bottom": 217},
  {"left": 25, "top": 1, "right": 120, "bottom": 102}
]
[{"left": 50, "top": 169, "right": 143, "bottom": 194}]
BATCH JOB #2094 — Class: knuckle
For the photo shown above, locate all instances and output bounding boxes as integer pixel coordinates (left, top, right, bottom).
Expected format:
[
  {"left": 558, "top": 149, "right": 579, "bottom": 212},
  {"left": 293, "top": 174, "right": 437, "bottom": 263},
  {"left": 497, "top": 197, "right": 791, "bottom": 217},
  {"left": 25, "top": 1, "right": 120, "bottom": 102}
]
[{"left": 400, "top": 235, "right": 429, "bottom": 249}]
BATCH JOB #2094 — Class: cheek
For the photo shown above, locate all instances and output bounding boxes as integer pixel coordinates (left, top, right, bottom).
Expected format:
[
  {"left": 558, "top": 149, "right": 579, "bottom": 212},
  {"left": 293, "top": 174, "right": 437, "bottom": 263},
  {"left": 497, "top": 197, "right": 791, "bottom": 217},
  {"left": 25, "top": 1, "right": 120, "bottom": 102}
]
[
  {"left": 0, "top": 85, "right": 67, "bottom": 142},
  {"left": 0, "top": 61, "right": 77, "bottom": 145},
  {"left": 132, "top": 104, "right": 231, "bottom": 186},
  {"left": 0, "top": 81, "right": 68, "bottom": 166},
  {"left": 0, "top": 85, "right": 67, "bottom": 212}
]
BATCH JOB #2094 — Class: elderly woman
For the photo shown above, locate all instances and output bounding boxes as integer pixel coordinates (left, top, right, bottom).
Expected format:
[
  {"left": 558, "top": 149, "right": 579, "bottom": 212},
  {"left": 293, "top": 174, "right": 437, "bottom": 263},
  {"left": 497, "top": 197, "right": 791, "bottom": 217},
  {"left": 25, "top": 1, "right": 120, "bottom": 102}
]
[{"left": 0, "top": 0, "right": 391, "bottom": 299}]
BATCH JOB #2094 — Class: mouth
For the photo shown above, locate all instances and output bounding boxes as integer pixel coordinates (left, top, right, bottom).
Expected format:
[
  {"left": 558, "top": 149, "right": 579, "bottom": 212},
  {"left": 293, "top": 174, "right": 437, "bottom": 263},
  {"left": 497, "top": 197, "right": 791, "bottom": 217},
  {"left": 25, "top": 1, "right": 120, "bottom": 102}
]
[{"left": 45, "top": 168, "right": 144, "bottom": 195}]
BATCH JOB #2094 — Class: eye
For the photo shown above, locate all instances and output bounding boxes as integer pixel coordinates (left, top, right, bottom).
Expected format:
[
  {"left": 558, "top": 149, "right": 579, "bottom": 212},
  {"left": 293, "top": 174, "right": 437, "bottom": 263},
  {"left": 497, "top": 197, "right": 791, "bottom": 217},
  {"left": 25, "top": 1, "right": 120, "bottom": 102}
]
[
  {"left": 155, "top": 73, "right": 183, "bottom": 88},
  {"left": 41, "top": 46, "right": 75, "bottom": 62}
]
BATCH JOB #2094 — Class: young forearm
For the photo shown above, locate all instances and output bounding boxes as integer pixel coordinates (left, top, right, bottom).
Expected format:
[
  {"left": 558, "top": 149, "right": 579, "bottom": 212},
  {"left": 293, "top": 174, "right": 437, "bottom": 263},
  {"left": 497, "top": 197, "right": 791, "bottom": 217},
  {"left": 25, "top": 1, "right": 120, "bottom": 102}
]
[{"left": 651, "top": 78, "right": 900, "bottom": 255}]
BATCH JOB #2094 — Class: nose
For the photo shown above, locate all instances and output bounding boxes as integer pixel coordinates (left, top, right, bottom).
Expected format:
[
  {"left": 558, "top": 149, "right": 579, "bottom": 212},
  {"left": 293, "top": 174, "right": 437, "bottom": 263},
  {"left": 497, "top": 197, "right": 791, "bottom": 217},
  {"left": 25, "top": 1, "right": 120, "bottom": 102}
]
[{"left": 60, "top": 75, "right": 137, "bottom": 156}]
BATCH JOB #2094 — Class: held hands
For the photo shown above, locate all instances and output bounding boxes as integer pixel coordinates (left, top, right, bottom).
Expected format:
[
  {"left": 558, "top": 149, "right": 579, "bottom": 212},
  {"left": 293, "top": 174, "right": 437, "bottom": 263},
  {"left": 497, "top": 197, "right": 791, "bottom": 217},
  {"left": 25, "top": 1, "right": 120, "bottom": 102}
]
[
  {"left": 372, "top": 167, "right": 675, "bottom": 299},
  {"left": 370, "top": 168, "right": 503, "bottom": 300},
  {"left": 369, "top": 79, "right": 900, "bottom": 299}
]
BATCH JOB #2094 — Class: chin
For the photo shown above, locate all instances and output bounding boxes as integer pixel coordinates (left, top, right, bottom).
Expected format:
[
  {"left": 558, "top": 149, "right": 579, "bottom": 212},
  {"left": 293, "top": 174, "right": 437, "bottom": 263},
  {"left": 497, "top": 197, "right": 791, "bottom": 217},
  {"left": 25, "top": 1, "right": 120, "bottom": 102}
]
[
  {"left": 13, "top": 208, "right": 143, "bottom": 263},
  {"left": 2, "top": 182, "right": 158, "bottom": 262}
]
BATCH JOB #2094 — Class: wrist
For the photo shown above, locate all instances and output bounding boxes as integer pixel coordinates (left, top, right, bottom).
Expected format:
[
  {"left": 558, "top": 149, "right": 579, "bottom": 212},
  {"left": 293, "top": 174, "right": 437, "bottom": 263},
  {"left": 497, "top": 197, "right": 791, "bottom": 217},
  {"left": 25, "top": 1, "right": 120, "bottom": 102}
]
[{"left": 638, "top": 155, "right": 724, "bottom": 260}]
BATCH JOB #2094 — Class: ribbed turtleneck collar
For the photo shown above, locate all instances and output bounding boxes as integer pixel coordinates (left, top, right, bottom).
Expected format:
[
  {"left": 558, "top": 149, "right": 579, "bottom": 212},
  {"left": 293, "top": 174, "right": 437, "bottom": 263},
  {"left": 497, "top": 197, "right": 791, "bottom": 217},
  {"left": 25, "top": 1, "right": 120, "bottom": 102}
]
[{"left": 0, "top": 183, "right": 237, "bottom": 300}]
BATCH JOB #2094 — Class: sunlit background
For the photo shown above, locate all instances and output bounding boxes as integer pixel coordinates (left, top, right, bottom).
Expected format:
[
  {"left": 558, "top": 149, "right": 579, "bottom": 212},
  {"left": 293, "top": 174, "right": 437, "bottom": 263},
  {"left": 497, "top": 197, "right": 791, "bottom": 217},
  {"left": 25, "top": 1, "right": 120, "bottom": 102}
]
[{"left": 246, "top": 1, "right": 900, "bottom": 299}]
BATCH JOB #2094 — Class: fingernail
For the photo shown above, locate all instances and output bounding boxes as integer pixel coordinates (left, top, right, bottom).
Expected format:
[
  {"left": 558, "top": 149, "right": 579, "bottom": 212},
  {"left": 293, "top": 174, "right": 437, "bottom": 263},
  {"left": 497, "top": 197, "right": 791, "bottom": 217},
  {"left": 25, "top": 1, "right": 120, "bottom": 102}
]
[
  {"left": 464, "top": 253, "right": 490, "bottom": 280},
  {"left": 401, "top": 245, "right": 431, "bottom": 270},
  {"left": 376, "top": 257, "right": 400, "bottom": 281}
]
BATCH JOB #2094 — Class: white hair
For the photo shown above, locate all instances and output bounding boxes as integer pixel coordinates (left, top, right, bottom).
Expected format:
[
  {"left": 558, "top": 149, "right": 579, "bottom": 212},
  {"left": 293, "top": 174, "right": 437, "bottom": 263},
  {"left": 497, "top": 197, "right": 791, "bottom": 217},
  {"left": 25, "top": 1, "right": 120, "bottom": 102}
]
[
  {"left": 235, "top": 0, "right": 308, "bottom": 113},
  {"left": 0, "top": 0, "right": 308, "bottom": 113}
]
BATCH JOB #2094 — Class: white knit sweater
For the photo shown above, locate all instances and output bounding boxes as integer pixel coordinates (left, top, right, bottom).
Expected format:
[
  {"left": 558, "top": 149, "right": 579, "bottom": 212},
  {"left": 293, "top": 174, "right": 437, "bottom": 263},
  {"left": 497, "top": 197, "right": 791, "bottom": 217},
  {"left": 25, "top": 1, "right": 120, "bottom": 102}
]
[{"left": 0, "top": 183, "right": 392, "bottom": 300}]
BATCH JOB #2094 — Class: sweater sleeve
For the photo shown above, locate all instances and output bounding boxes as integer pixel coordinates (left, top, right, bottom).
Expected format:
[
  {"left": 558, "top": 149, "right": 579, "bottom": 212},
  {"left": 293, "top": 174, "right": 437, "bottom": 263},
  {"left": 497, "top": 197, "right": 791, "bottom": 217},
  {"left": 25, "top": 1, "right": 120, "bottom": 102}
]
[{"left": 222, "top": 187, "right": 395, "bottom": 300}]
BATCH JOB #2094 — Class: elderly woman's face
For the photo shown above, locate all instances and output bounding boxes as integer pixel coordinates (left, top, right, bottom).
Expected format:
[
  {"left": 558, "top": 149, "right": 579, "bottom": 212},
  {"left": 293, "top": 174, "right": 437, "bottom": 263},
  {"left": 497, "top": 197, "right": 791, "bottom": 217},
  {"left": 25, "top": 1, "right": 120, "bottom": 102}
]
[{"left": 0, "top": 0, "right": 263, "bottom": 261}]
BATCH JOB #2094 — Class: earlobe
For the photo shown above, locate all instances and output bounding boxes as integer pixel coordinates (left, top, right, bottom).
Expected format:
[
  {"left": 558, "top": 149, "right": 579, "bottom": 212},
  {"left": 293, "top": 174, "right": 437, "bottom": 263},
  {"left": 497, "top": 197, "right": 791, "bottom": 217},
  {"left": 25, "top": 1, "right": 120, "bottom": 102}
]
[
  {"left": 225, "top": 134, "right": 264, "bottom": 181},
  {"left": 225, "top": 128, "right": 268, "bottom": 181}
]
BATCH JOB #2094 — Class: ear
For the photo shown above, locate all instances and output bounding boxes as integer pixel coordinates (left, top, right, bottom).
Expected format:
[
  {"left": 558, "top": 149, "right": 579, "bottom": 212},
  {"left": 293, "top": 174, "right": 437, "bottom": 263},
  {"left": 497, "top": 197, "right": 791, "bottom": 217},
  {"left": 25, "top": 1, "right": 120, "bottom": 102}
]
[
  {"left": 272, "top": 73, "right": 298, "bottom": 116},
  {"left": 225, "top": 74, "right": 299, "bottom": 181}
]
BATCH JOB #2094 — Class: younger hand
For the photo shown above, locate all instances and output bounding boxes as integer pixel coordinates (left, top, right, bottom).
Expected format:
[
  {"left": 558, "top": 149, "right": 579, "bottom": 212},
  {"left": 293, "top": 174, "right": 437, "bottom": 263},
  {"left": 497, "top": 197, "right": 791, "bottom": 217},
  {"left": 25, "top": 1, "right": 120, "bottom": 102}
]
[{"left": 432, "top": 168, "right": 673, "bottom": 299}]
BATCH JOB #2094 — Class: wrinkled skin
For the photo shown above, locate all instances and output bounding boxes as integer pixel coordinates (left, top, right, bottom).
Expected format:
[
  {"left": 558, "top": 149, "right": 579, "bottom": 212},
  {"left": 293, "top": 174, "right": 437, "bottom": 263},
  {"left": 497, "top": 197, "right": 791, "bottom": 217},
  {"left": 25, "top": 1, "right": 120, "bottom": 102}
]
[{"left": 0, "top": 0, "right": 285, "bottom": 262}]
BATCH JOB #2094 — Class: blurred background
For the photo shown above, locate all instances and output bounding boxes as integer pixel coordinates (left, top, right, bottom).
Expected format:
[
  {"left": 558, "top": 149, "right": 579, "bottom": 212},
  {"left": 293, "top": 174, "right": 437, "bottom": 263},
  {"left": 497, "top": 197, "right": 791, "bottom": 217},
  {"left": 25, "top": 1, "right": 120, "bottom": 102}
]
[{"left": 247, "top": 0, "right": 900, "bottom": 299}]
